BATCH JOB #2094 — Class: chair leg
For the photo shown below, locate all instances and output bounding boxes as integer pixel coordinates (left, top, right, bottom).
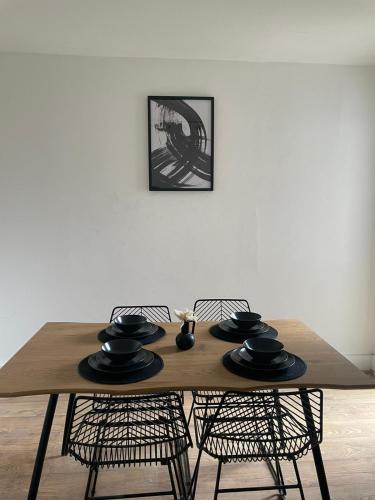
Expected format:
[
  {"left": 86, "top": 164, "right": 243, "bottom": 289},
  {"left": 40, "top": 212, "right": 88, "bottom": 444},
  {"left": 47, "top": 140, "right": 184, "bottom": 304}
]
[
  {"left": 187, "top": 400, "right": 194, "bottom": 425},
  {"left": 274, "top": 456, "right": 287, "bottom": 497},
  {"left": 299, "top": 388, "right": 330, "bottom": 499},
  {"left": 292, "top": 458, "right": 305, "bottom": 500},
  {"left": 190, "top": 448, "right": 204, "bottom": 500},
  {"left": 213, "top": 460, "right": 222, "bottom": 500},
  {"left": 84, "top": 467, "right": 95, "bottom": 500},
  {"left": 90, "top": 467, "right": 99, "bottom": 497},
  {"left": 61, "top": 393, "right": 76, "bottom": 456},
  {"left": 262, "top": 413, "right": 286, "bottom": 497},
  {"left": 168, "top": 460, "right": 178, "bottom": 500}
]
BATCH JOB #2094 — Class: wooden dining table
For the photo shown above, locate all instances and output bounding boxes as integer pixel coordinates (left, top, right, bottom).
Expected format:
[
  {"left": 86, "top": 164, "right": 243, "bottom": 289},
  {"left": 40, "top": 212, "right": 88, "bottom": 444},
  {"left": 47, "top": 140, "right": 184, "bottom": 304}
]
[{"left": 0, "top": 319, "right": 374, "bottom": 500}]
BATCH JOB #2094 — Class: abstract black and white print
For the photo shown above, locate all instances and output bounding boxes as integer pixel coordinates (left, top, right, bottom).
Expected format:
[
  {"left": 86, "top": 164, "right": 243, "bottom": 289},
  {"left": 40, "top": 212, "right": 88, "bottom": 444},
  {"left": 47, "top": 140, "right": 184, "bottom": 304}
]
[{"left": 148, "top": 97, "right": 214, "bottom": 190}]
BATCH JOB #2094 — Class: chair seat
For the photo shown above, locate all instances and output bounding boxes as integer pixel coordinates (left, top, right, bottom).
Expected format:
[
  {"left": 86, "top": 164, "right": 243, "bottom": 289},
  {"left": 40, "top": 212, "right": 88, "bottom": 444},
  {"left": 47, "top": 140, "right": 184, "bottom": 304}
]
[
  {"left": 194, "top": 399, "right": 320, "bottom": 463},
  {"left": 68, "top": 394, "right": 191, "bottom": 468}
]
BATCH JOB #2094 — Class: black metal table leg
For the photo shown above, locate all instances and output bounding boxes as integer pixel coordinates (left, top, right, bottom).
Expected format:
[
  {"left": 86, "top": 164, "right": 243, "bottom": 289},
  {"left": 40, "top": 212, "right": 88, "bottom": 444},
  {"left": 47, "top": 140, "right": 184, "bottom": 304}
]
[
  {"left": 299, "top": 388, "right": 330, "bottom": 500},
  {"left": 180, "top": 449, "right": 191, "bottom": 490},
  {"left": 27, "top": 394, "right": 59, "bottom": 500},
  {"left": 61, "top": 393, "right": 75, "bottom": 456}
]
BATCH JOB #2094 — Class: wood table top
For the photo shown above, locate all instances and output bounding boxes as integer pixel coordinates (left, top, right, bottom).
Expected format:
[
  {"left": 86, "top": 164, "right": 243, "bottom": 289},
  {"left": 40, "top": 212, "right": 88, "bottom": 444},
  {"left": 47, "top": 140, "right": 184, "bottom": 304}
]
[{"left": 0, "top": 320, "right": 374, "bottom": 397}]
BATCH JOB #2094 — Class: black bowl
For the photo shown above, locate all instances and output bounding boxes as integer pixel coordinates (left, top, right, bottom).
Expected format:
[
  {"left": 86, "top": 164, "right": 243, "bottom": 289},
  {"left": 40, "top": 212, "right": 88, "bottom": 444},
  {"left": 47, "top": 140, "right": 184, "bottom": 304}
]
[
  {"left": 113, "top": 314, "right": 147, "bottom": 332},
  {"left": 243, "top": 338, "right": 284, "bottom": 362},
  {"left": 230, "top": 311, "right": 261, "bottom": 329},
  {"left": 101, "top": 339, "right": 143, "bottom": 364}
]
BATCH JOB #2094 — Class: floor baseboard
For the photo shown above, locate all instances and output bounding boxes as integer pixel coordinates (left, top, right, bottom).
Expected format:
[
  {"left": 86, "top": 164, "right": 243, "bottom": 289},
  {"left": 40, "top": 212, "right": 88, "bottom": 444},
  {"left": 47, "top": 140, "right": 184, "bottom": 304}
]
[{"left": 346, "top": 354, "right": 374, "bottom": 371}]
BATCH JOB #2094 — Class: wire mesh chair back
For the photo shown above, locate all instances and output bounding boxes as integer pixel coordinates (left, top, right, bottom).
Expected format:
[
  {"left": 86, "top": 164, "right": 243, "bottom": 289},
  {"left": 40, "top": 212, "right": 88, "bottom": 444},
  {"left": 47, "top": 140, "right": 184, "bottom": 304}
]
[
  {"left": 68, "top": 392, "right": 192, "bottom": 468},
  {"left": 194, "top": 389, "right": 323, "bottom": 463},
  {"left": 110, "top": 305, "right": 171, "bottom": 323},
  {"left": 193, "top": 298, "right": 250, "bottom": 322},
  {"left": 191, "top": 299, "right": 251, "bottom": 406}
]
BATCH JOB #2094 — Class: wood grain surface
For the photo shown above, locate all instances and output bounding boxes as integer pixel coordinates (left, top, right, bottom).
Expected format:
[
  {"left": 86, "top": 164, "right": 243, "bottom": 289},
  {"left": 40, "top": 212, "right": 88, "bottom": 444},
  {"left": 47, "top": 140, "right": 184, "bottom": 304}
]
[{"left": 0, "top": 320, "right": 374, "bottom": 397}]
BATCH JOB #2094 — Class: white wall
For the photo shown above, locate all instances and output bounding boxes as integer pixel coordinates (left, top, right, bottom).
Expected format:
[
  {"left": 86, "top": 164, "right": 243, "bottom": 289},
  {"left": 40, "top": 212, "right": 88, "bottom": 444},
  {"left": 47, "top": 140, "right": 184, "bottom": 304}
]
[{"left": 1, "top": 54, "right": 375, "bottom": 366}]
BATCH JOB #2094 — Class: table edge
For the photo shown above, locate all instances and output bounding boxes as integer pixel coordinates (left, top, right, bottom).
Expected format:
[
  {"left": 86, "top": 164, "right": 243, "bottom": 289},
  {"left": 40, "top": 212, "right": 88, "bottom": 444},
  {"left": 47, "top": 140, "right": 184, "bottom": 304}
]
[{"left": 1, "top": 380, "right": 375, "bottom": 397}]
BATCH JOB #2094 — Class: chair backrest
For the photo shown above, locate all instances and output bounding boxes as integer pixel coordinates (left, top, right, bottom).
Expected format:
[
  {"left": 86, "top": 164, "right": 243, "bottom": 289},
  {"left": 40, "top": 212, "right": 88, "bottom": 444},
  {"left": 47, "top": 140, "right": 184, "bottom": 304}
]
[
  {"left": 110, "top": 305, "right": 171, "bottom": 323},
  {"left": 193, "top": 298, "right": 250, "bottom": 321}
]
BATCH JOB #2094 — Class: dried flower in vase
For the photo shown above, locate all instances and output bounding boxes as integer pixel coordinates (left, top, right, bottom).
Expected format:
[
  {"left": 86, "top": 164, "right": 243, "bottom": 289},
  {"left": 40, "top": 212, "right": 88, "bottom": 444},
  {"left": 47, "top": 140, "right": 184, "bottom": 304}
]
[{"left": 174, "top": 309, "right": 198, "bottom": 323}]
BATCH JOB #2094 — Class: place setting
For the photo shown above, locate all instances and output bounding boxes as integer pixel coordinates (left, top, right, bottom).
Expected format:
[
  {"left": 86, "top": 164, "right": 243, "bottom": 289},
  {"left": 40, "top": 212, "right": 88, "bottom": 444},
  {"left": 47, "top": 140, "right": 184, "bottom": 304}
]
[
  {"left": 223, "top": 337, "right": 307, "bottom": 381},
  {"left": 210, "top": 311, "right": 278, "bottom": 342},
  {"left": 98, "top": 314, "right": 166, "bottom": 344},
  {"left": 78, "top": 338, "right": 164, "bottom": 384}
]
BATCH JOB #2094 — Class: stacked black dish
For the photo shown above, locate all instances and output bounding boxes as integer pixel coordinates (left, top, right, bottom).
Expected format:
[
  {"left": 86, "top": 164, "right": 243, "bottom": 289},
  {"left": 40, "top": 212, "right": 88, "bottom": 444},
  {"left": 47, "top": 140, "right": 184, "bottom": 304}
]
[
  {"left": 79, "top": 338, "right": 163, "bottom": 384},
  {"left": 98, "top": 314, "right": 165, "bottom": 345},
  {"left": 223, "top": 338, "right": 306, "bottom": 381},
  {"left": 210, "top": 311, "right": 278, "bottom": 343}
]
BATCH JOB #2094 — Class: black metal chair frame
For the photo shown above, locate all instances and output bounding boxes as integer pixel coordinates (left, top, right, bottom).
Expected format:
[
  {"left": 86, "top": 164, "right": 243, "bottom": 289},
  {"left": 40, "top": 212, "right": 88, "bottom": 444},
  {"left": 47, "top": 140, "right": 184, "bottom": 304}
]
[
  {"left": 189, "top": 389, "right": 324, "bottom": 500},
  {"left": 61, "top": 305, "right": 181, "bottom": 457},
  {"left": 67, "top": 393, "right": 192, "bottom": 500},
  {"left": 187, "top": 298, "right": 294, "bottom": 495}
]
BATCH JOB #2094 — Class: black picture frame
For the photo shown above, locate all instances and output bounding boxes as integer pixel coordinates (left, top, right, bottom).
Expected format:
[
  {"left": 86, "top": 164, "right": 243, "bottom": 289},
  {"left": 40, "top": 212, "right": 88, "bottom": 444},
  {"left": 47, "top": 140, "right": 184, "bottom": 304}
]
[{"left": 148, "top": 96, "right": 214, "bottom": 191}]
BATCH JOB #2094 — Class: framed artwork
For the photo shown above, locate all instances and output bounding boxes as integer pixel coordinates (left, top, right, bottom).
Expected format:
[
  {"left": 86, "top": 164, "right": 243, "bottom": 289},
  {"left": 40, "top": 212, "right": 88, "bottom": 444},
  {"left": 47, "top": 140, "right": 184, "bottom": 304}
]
[{"left": 148, "top": 96, "right": 214, "bottom": 191}]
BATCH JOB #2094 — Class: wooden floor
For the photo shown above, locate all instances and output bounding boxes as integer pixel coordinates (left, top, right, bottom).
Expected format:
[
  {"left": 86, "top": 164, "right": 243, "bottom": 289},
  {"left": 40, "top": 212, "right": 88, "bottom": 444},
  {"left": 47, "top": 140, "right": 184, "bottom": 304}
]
[{"left": 1, "top": 390, "right": 375, "bottom": 499}]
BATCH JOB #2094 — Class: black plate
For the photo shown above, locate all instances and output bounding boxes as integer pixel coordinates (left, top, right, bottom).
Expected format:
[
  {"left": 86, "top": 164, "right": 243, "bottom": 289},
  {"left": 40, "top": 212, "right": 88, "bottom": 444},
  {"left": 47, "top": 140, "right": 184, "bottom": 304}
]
[
  {"left": 78, "top": 353, "right": 164, "bottom": 384},
  {"left": 87, "top": 350, "right": 153, "bottom": 373},
  {"left": 210, "top": 323, "right": 278, "bottom": 343},
  {"left": 231, "top": 348, "right": 295, "bottom": 372},
  {"left": 223, "top": 350, "right": 306, "bottom": 381},
  {"left": 238, "top": 348, "right": 289, "bottom": 368},
  {"left": 220, "top": 319, "right": 273, "bottom": 334},
  {"left": 98, "top": 324, "right": 165, "bottom": 345}
]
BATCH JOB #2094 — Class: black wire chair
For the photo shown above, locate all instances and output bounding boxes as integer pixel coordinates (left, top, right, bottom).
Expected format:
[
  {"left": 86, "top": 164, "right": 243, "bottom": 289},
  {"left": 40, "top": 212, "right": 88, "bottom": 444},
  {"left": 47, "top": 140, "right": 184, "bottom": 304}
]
[
  {"left": 187, "top": 299, "right": 251, "bottom": 423},
  {"left": 190, "top": 389, "right": 323, "bottom": 499},
  {"left": 61, "top": 305, "right": 182, "bottom": 457},
  {"left": 67, "top": 393, "right": 192, "bottom": 500}
]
